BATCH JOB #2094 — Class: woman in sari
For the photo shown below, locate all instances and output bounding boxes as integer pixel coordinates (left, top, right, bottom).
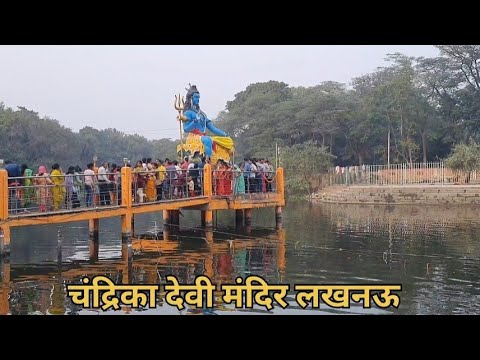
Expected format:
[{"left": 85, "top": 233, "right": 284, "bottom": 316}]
[
  {"left": 215, "top": 160, "right": 233, "bottom": 196},
  {"left": 234, "top": 164, "right": 245, "bottom": 196},
  {"left": 223, "top": 162, "right": 233, "bottom": 196},
  {"left": 34, "top": 165, "right": 53, "bottom": 212},
  {"left": 145, "top": 163, "right": 157, "bottom": 202},
  {"left": 22, "top": 164, "right": 35, "bottom": 207},
  {"left": 214, "top": 160, "right": 225, "bottom": 196},
  {"left": 50, "top": 163, "right": 65, "bottom": 210}
]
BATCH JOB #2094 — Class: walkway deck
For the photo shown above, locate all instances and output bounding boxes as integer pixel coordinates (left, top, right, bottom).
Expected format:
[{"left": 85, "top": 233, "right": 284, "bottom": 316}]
[{"left": 0, "top": 165, "right": 285, "bottom": 256}]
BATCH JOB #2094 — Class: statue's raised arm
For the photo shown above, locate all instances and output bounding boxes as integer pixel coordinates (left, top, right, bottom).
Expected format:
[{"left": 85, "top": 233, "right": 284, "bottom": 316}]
[{"left": 177, "top": 84, "right": 234, "bottom": 163}]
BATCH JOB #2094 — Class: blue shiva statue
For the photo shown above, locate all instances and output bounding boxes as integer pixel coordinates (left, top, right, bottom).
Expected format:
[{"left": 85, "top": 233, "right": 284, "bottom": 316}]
[{"left": 180, "top": 84, "right": 233, "bottom": 158}]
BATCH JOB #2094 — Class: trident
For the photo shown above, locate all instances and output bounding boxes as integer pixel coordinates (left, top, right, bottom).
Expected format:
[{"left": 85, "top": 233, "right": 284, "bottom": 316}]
[{"left": 174, "top": 94, "right": 185, "bottom": 159}]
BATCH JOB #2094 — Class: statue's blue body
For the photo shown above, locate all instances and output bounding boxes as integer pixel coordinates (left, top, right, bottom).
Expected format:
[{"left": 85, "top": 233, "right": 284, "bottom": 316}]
[{"left": 183, "top": 93, "right": 227, "bottom": 156}]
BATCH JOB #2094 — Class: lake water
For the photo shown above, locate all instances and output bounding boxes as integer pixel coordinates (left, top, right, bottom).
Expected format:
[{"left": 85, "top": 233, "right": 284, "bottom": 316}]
[{"left": 1, "top": 201, "right": 479, "bottom": 315}]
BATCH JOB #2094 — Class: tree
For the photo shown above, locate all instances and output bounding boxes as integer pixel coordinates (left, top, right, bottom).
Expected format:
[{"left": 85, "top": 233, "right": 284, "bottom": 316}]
[
  {"left": 445, "top": 141, "right": 480, "bottom": 174},
  {"left": 0, "top": 104, "right": 178, "bottom": 171},
  {"left": 281, "top": 142, "right": 335, "bottom": 195},
  {"left": 437, "top": 45, "right": 480, "bottom": 91}
]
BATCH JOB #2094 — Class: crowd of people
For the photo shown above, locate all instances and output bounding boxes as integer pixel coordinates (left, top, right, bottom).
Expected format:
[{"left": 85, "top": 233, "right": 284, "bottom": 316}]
[
  {"left": 2, "top": 153, "right": 276, "bottom": 214},
  {"left": 214, "top": 157, "right": 276, "bottom": 196}
]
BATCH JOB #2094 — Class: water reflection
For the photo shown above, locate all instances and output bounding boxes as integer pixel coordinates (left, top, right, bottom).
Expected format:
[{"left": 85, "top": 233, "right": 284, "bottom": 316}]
[
  {"left": 1, "top": 203, "right": 480, "bottom": 314},
  {"left": 0, "top": 226, "right": 289, "bottom": 315}
]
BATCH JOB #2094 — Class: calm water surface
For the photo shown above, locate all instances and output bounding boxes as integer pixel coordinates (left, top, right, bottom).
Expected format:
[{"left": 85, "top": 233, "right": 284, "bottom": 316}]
[{"left": 1, "top": 201, "right": 480, "bottom": 315}]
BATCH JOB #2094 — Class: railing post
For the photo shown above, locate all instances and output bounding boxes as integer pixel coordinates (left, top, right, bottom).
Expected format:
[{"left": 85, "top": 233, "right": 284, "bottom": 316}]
[
  {"left": 121, "top": 166, "right": 133, "bottom": 242},
  {"left": 0, "top": 170, "right": 10, "bottom": 256},
  {"left": 203, "top": 163, "right": 212, "bottom": 197},
  {"left": 200, "top": 164, "right": 213, "bottom": 229},
  {"left": 121, "top": 166, "right": 132, "bottom": 208},
  {"left": 0, "top": 170, "right": 7, "bottom": 222}
]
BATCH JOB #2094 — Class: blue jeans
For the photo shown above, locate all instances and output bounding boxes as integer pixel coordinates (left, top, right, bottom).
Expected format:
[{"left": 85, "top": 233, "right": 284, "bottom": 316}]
[{"left": 85, "top": 184, "right": 93, "bottom": 207}]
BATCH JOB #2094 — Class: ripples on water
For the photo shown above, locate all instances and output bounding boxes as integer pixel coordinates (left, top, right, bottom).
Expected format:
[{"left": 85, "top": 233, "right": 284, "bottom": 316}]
[{"left": 1, "top": 201, "right": 480, "bottom": 315}]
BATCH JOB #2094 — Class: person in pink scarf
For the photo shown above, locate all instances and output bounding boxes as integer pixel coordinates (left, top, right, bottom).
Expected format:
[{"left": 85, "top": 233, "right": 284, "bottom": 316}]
[{"left": 34, "top": 165, "right": 53, "bottom": 212}]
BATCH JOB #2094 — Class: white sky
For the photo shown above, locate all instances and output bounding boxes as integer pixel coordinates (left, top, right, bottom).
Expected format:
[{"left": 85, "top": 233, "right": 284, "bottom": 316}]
[{"left": 0, "top": 45, "right": 440, "bottom": 140}]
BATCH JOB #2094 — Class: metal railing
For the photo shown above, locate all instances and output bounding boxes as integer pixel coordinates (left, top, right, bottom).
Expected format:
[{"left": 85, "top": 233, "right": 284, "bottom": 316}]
[
  {"left": 212, "top": 170, "right": 278, "bottom": 199},
  {"left": 6, "top": 168, "right": 209, "bottom": 215},
  {"left": 1, "top": 164, "right": 286, "bottom": 217},
  {"left": 329, "top": 162, "right": 478, "bottom": 186},
  {"left": 6, "top": 173, "right": 123, "bottom": 215},
  {"left": 131, "top": 168, "right": 204, "bottom": 204}
]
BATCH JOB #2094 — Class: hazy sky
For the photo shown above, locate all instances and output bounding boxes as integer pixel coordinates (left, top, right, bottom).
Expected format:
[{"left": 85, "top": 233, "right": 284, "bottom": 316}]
[{"left": 0, "top": 45, "right": 439, "bottom": 140}]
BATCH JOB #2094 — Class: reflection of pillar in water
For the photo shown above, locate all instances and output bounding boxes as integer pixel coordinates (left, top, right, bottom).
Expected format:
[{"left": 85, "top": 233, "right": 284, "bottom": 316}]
[
  {"left": 89, "top": 218, "right": 99, "bottom": 242},
  {"left": 235, "top": 209, "right": 244, "bottom": 229},
  {"left": 49, "top": 250, "right": 65, "bottom": 315},
  {"left": 89, "top": 219, "right": 99, "bottom": 263},
  {"left": 169, "top": 210, "right": 180, "bottom": 232},
  {"left": 244, "top": 208, "right": 253, "bottom": 227},
  {"left": 121, "top": 243, "right": 133, "bottom": 285},
  {"left": 57, "top": 228, "right": 63, "bottom": 264},
  {"left": 244, "top": 209, "right": 253, "bottom": 235},
  {"left": 275, "top": 206, "right": 283, "bottom": 230},
  {"left": 131, "top": 214, "right": 135, "bottom": 237},
  {"left": 204, "top": 254, "right": 216, "bottom": 309},
  {"left": 163, "top": 229, "right": 170, "bottom": 241},
  {"left": 0, "top": 226, "right": 10, "bottom": 257},
  {"left": 277, "top": 229, "right": 286, "bottom": 282},
  {"left": 89, "top": 239, "right": 99, "bottom": 262},
  {"left": 0, "top": 259, "right": 10, "bottom": 315},
  {"left": 217, "top": 253, "right": 233, "bottom": 280},
  {"left": 163, "top": 210, "right": 170, "bottom": 231},
  {"left": 204, "top": 210, "right": 213, "bottom": 229},
  {"left": 205, "top": 228, "right": 214, "bottom": 242},
  {"left": 48, "top": 282, "right": 66, "bottom": 315},
  {"left": 204, "top": 254, "right": 214, "bottom": 279},
  {"left": 387, "top": 218, "right": 393, "bottom": 267}
]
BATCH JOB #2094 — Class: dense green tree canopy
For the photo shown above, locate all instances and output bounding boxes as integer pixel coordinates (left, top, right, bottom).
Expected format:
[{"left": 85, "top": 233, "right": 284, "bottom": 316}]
[
  {"left": 0, "top": 103, "right": 177, "bottom": 170},
  {"left": 217, "top": 46, "right": 480, "bottom": 167}
]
